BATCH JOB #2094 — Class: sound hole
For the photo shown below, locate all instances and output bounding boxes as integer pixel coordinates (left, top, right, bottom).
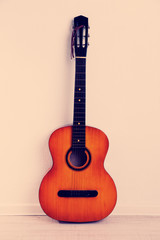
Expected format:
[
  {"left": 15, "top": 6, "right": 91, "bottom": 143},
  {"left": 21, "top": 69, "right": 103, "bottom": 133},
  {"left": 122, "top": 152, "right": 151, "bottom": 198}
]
[
  {"left": 70, "top": 150, "right": 87, "bottom": 167},
  {"left": 58, "top": 190, "right": 98, "bottom": 198},
  {"left": 66, "top": 148, "right": 91, "bottom": 171}
]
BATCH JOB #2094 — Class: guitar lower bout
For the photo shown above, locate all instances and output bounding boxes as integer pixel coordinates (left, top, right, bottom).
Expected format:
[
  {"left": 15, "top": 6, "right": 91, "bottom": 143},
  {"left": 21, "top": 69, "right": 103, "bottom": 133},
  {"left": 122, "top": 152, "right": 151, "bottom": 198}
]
[{"left": 39, "top": 126, "right": 117, "bottom": 222}]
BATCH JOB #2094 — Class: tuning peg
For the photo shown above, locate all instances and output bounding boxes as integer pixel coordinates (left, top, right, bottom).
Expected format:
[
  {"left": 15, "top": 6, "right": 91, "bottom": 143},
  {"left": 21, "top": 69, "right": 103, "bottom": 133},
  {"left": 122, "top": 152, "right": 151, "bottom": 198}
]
[
  {"left": 88, "top": 26, "right": 90, "bottom": 29},
  {"left": 88, "top": 34, "right": 90, "bottom": 37}
]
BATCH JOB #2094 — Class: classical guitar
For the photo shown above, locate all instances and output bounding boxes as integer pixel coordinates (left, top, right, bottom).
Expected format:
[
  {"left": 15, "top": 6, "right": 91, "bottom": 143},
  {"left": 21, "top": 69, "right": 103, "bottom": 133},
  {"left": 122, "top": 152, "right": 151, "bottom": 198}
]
[{"left": 39, "top": 15, "right": 117, "bottom": 222}]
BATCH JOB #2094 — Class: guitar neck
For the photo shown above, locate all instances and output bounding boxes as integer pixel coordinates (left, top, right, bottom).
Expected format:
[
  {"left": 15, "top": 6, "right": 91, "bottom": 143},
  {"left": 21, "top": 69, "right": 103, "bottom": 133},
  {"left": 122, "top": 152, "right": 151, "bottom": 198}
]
[{"left": 72, "top": 57, "right": 86, "bottom": 149}]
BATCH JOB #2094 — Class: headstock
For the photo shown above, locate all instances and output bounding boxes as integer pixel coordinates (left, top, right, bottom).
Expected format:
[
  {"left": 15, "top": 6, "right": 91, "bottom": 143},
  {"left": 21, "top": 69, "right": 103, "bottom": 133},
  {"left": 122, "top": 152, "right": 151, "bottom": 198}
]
[{"left": 71, "top": 15, "right": 89, "bottom": 58}]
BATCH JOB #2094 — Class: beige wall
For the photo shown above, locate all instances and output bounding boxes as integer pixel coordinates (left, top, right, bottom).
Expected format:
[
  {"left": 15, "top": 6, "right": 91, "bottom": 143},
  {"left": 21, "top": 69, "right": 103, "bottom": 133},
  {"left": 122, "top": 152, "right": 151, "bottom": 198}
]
[{"left": 0, "top": 0, "right": 160, "bottom": 215}]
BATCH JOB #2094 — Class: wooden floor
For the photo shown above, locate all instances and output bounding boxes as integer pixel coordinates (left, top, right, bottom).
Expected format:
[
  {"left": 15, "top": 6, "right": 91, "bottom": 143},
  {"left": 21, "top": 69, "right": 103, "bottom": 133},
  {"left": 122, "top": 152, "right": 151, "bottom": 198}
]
[{"left": 1, "top": 215, "right": 160, "bottom": 240}]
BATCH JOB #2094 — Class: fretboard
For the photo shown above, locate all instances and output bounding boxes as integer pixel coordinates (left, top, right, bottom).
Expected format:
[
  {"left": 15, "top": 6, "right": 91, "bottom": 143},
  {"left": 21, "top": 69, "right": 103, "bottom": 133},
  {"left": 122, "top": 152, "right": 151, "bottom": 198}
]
[{"left": 72, "top": 58, "right": 86, "bottom": 149}]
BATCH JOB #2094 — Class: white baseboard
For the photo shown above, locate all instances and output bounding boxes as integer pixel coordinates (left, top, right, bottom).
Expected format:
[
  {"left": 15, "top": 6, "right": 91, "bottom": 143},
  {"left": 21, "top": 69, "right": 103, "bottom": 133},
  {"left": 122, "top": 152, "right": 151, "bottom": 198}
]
[
  {"left": 112, "top": 205, "right": 160, "bottom": 215},
  {"left": 0, "top": 204, "right": 160, "bottom": 216},
  {"left": 0, "top": 204, "right": 44, "bottom": 216}
]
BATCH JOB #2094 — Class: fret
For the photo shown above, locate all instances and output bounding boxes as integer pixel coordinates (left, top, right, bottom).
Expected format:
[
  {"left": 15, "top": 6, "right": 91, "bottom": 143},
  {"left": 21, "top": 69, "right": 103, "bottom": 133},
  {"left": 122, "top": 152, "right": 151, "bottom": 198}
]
[
  {"left": 75, "top": 79, "right": 85, "bottom": 81},
  {"left": 72, "top": 142, "right": 85, "bottom": 145},
  {"left": 74, "top": 103, "right": 85, "bottom": 105},
  {"left": 74, "top": 111, "right": 85, "bottom": 114},
  {"left": 76, "top": 74, "right": 85, "bottom": 79},
  {"left": 72, "top": 143, "right": 85, "bottom": 146},
  {"left": 72, "top": 137, "right": 85, "bottom": 140},
  {"left": 75, "top": 96, "right": 85, "bottom": 99},
  {"left": 74, "top": 118, "right": 85, "bottom": 121},
  {"left": 74, "top": 119, "right": 85, "bottom": 122},
  {"left": 74, "top": 109, "right": 85, "bottom": 112},
  {"left": 74, "top": 82, "right": 85, "bottom": 86},
  {"left": 76, "top": 67, "right": 85, "bottom": 72},
  {"left": 73, "top": 107, "right": 85, "bottom": 109},
  {"left": 73, "top": 118, "right": 85, "bottom": 121},
  {"left": 72, "top": 127, "right": 85, "bottom": 130},
  {"left": 74, "top": 101, "right": 85, "bottom": 104},
  {"left": 75, "top": 71, "right": 85, "bottom": 74},
  {"left": 74, "top": 97, "right": 85, "bottom": 101},
  {"left": 74, "top": 112, "right": 85, "bottom": 115},
  {"left": 74, "top": 115, "right": 85, "bottom": 119},
  {"left": 73, "top": 126, "right": 85, "bottom": 129},
  {"left": 72, "top": 135, "right": 85, "bottom": 137},
  {"left": 72, "top": 129, "right": 85, "bottom": 132},
  {"left": 72, "top": 141, "right": 85, "bottom": 145},
  {"left": 72, "top": 144, "right": 86, "bottom": 147},
  {"left": 73, "top": 126, "right": 85, "bottom": 130},
  {"left": 74, "top": 118, "right": 85, "bottom": 123},
  {"left": 72, "top": 130, "right": 85, "bottom": 133},
  {"left": 73, "top": 127, "right": 85, "bottom": 130},
  {"left": 76, "top": 63, "right": 85, "bottom": 67},
  {"left": 76, "top": 58, "right": 86, "bottom": 64},
  {"left": 75, "top": 91, "right": 85, "bottom": 94},
  {"left": 74, "top": 94, "right": 85, "bottom": 97}
]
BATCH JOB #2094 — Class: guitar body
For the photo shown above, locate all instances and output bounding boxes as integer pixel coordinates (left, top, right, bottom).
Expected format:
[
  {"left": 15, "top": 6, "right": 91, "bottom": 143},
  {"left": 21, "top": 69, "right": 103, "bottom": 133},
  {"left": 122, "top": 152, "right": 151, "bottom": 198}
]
[{"left": 39, "top": 126, "right": 117, "bottom": 222}]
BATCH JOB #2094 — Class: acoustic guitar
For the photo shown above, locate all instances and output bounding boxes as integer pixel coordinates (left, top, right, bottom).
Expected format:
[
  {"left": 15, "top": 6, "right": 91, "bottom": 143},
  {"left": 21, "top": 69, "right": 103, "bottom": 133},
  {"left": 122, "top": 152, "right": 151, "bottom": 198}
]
[{"left": 39, "top": 15, "right": 117, "bottom": 222}]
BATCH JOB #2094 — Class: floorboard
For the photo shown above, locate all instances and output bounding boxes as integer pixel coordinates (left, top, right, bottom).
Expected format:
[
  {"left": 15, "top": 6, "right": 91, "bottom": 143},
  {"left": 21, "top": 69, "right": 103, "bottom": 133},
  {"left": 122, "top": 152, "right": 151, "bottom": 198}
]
[{"left": 0, "top": 215, "right": 160, "bottom": 240}]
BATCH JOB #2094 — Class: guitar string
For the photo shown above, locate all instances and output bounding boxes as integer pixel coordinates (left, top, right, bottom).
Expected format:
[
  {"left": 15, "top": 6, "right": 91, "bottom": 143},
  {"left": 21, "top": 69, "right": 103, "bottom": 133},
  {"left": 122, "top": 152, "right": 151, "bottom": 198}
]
[
  {"left": 71, "top": 25, "right": 87, "bottom": 174},
  {"left": 71, "top": 24, "right": 84, "bottom": 59}
]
